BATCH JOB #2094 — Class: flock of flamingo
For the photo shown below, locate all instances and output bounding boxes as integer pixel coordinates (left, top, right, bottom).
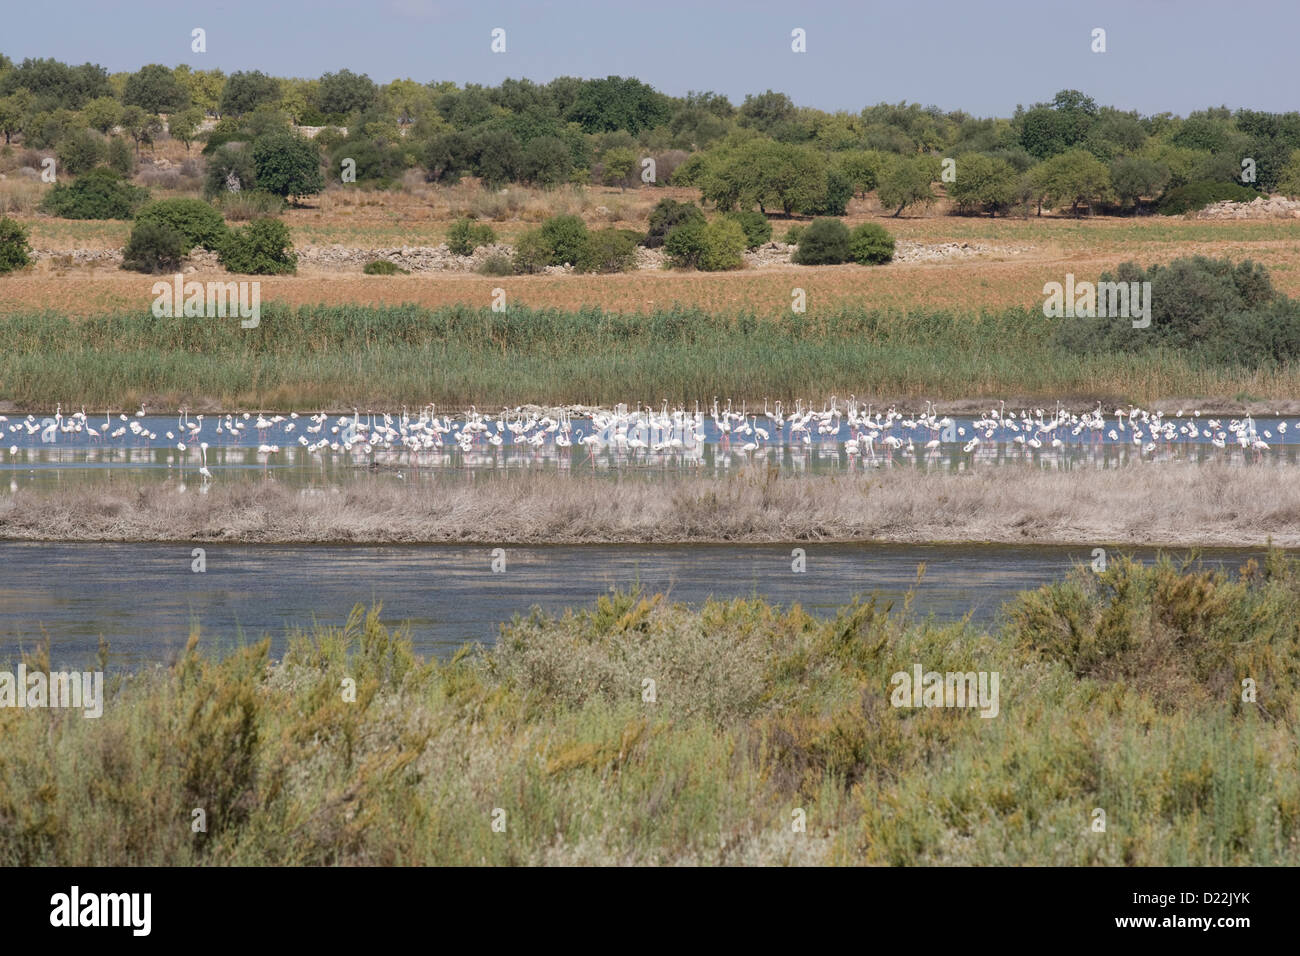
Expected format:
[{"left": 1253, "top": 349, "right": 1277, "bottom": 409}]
[{"left": 0, "top": 398, "right": 1292, "bottom": 480}]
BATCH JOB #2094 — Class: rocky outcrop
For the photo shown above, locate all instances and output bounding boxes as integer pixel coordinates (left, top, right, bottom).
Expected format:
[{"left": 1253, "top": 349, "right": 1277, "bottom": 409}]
[
  {"left": 27, "top": 237, "right": 1027, "bottom": 274},
  {"left": 1195, "top": 195, "right": 1300, "bottom": 219}
]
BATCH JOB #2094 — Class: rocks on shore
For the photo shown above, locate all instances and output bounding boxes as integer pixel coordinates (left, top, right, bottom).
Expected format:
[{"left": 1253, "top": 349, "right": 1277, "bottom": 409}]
[
  {"left": 28, "top": 236, "right": 1025, "bottom": 273},
  {"left": 1196, "top": 195, "right": 1300, "bottom": 220}
]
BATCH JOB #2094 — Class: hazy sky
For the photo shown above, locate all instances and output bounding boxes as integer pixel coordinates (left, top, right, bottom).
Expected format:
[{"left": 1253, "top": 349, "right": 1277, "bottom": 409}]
[{"left": 2, "top": 0, "right": 1294, "bottom": 117}]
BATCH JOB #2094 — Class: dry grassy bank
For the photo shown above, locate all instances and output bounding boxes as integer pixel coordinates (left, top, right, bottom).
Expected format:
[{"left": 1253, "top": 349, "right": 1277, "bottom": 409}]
[{"left": 2, "top": 463, "right": 1295, "bottom": 547}]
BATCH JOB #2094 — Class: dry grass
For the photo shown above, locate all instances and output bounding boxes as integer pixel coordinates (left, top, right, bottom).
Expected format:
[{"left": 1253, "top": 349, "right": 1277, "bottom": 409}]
[
  {"left": 3, "top": 184, "right": 1299, "bottom": 312},
  {"left": 2, "top": 463, "right": 1294, "bottom": 547},
  {"left": 0, "top": 178, "right": 47, "bottom": 215}
]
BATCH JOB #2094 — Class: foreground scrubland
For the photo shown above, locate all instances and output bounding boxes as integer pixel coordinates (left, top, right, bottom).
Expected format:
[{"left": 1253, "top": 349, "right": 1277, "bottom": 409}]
[{"left": 2, "top": 551, "right": 1297, "bottom": 865}]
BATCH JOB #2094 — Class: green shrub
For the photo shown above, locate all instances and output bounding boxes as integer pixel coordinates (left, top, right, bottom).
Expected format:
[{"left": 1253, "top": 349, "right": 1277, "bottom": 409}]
[
  {"left": 539, "top": 214, "right": 589, "bottom": 266},
  {"left": 666, "top": 218, "right": 745, "bottom": 271},
  {"left": 121, "top": 220, "right": 186, "bottom": 273},
  {"left": 848, "top": 222, "right": 895, "bottom": 265},
  {"left": 663, "top": 219, "right": 706, "bottom": 268},
  {"left": 783, "top": 224, "right": 805, "bottom": 245},
  {"left": 1054, "top": 256, "right": 1297, "bottom": 367},
  {"left": 55, "top": 128, "right": 105, "bottom": 175},
  {"left": 511, "top": 229, "right": 552, "bottom": 274},
  {"left": 576, "top": 228, "right": 638, "bottom": 273},
  {"left": 0, "top": 217, "right": 31, "bottom": 273},
  {"left": 218, "top": 217, "right": 297, "bottom": 275},
  {"left": 793, "top": 217, "right": 851, "bottom": 265},
  {"left": 644, "top": 198, "right": 705, "bottom": 248},
  {"left": 134, "top": 198, "right": 228, "bottom": 254},
  {"left": 105, "top": 137, "right": 135, "bottom": 177},
  {"left": 475, "top": 253, "right": 514, "bottom": 276},
  {"left": 363, "top": 259, "right": 409, "bottom": 275},
  {"left": 446, "top": 218, "right": 496, "bottom": 256},
  {"left": 724, "top": 209, "right": 773, "bottom": 249},
  {"left": 1156, "top": 180, "right": 1258, "bottom": 215},
  {"left": 40, "top": 167, "right": 149, "bottom": 220},
  {"left": 698, "top": 218, "right": 747, "bottom": 271}
]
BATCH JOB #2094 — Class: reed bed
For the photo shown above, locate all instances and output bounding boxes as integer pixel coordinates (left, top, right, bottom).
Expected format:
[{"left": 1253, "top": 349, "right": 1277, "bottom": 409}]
[
  {"left": 2, "top": 302, "right": 1295, "bottom": 411},
  {"left": 2, "top": 463, "right": 1295, "bottom": 547},
  {"left": 2, "top": 551, "right": 1298, "bottom": 865}
]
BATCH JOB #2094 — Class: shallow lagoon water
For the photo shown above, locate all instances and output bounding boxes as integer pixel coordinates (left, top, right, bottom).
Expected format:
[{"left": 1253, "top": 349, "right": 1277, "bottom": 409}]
[{"left": 0, "top": 541, "right": 1272, "bottom": 669}]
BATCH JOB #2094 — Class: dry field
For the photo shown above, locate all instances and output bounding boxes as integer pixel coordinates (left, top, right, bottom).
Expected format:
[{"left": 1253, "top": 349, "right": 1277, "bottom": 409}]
[{"left": 4, "top": 173, "right": 1300, "bottom": 318}]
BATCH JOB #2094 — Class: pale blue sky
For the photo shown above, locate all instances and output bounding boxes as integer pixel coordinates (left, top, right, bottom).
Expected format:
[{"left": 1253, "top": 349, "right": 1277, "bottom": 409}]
[{"left": 3, "top": 0, "right": 1294, "bottom": 117}]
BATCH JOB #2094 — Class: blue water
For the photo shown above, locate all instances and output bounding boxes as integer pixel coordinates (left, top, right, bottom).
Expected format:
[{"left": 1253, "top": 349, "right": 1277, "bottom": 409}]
[{"left": 0, "top": 540, "right": 1272, "bottom": 670}]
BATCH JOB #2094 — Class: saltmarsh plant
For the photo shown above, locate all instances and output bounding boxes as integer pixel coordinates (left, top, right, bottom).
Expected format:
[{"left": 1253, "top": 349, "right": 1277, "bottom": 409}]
[
  {"left": 0, "top": 296, "right": 1283, "bottom": 410},
  {"left": 2, "top": 552, "right": 1299, "bottom": 865},
  {"left": 510, "top": 214, "right": 591, "bottom": 272},
  {"left": 218, "top": 189, "right": 285, "bottom": 222},
  {"left": 511, "top": 228, "right": 551, "bottom": 274},
  {"left": 475, "top": 253, "right": 514, "bottom": 276}
]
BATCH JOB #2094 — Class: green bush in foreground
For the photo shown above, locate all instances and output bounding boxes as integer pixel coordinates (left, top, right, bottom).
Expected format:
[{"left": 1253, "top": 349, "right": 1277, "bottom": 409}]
[
  {"left": 793, "top": 217, "right": 850, "bottom": 264},
  {"left": 576, "top": 227, "right": 638, "bottom": 273},
  {"left": 1055, "top": 255, "right": 1300, "bottom": 367},
  {"left": 134, "top": 198, "right": 228, "bottom": 254},
  {"left": 538, "top": 214, "right": 589, "bottom": 266},
  {"left": 1, "top": 552, "right": 1297, "bottom": 865},
  {"left": 40, "top": 167, "right": 149, "bottom": 220},
  {"left": 848, "top": 222, "right": 895, "bottom": 264},
  {"left": 446, "top": 218, "right": 496, "bottom": 256},
  {"left": 664, "top": 217, "right": 746, "bottom": 270},
  {"left": 511, "top": 228, "right": 552, "bottom": 274},
  {"left": 723, "top": 209, "right": 772, "bottom": 249},
  {"left": 643, "top": 197, "right": 704, "bottom": 248},
  {"left": 0, "top": 216, "right": 31, "bottom": 273},
  {"left": 218, "top": 217, "right": 297, "bottom": 275},
  {"left": 121, "top": 220, "right": 186, "bottom": 273}
]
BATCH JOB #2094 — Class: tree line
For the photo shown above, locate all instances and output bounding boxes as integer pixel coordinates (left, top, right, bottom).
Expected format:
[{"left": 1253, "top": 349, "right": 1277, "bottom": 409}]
[{"left": 4, "top": 54, "right": 1300, "bottom": 216}]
